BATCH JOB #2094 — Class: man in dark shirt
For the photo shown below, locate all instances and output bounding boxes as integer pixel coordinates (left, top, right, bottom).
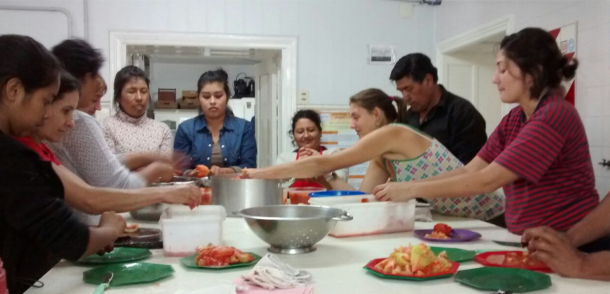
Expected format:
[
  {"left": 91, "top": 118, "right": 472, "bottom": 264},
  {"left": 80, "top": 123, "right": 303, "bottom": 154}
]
[{"left": 390, "top": 53, "right": 487, "bottom": 164}]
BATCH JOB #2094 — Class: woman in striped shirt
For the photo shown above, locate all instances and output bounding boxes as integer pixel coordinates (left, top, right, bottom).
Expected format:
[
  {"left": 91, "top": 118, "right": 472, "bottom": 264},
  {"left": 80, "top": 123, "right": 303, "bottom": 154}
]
[{"left": 373, "top": 27, "right": 599, "bottom": 238}]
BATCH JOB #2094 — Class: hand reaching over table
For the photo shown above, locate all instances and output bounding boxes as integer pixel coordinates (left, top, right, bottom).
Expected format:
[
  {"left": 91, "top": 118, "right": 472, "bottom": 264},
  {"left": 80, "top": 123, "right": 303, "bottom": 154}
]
[
  {"left": 161, "top": 185, "right": 202, "bottom": 209},
  {"left": 373, "top": 181, "right": 417, "bottom": 202},
  {"left": 522, "top": 226, "right": 585, "bottom": 278}
]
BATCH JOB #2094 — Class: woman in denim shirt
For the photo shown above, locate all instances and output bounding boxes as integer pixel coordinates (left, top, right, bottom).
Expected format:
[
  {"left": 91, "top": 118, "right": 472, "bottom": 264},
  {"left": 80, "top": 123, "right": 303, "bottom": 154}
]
[{"left": 175, "top": 69, "right": 257, "bottom": 175}]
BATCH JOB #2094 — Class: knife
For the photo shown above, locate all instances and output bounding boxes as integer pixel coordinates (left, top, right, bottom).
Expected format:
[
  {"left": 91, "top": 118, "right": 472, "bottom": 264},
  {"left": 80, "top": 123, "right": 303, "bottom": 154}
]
[
  {"left": 492, "top": 240, "right": 528, "bottom": 248},
  {"left": 93, "top": 272, "right": 113, "bottom": 294}
]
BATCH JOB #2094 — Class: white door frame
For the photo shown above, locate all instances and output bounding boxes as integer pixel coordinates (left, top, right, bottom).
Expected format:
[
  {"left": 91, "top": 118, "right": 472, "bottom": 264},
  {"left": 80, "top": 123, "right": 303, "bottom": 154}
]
[
  {"left": 436, "top": 15, "right": 515, "bottom": 115},
  {"left": 108, "top": 31, "right": 297, "bottom": 159}
]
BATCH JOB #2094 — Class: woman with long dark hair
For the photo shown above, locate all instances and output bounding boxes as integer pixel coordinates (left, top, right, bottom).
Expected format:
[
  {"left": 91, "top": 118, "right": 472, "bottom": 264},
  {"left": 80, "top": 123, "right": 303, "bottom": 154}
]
[
  {"left": 175, "top": 68, "right": 257, "bottom": 176},
  {"left": 0, "top": 35, "right": 125, "bottom": 294}
]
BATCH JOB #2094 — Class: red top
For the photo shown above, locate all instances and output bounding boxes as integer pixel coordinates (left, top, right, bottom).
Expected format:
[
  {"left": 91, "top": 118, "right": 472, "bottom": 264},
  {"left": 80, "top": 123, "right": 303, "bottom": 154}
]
[
  {"left": 291, "top": 147, "right": 324, "bottom": 188},
  {"left": 478, "top": 92, "right": 598, "bottom": 234},
  {"left": 14, "top": 137, "right": 61, "bottom": 166}
]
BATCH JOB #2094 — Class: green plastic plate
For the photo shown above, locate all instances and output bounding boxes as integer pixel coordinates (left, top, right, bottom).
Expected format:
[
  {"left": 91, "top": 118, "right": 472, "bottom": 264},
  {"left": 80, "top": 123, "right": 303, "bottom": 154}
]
[
  {"left": 180, "top": 253, "right": 261, "bottom": 269},
  {"left": 78, "top": 247, "right": 152, "bottom": 264},
  {"left": 430, "top": 247, "right": 476, "bottom": 263},
  {"left": 83, "top": 262, "right": 174, "bottom": 287},
  {"left": 456, "top": 267, "right": 552, "bottom": 293}
]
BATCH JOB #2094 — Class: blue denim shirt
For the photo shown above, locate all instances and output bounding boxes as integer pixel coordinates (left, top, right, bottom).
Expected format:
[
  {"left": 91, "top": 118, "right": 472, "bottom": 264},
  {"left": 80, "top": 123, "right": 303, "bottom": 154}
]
[{"left": 174, "top": 115, "right": 257, "bottom": 170}]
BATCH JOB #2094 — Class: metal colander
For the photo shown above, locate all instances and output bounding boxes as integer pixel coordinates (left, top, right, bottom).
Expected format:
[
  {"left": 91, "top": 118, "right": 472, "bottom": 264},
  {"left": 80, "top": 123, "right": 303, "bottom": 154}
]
[{"left": 239, "top": 205, "right": 353, "bottom": 254}]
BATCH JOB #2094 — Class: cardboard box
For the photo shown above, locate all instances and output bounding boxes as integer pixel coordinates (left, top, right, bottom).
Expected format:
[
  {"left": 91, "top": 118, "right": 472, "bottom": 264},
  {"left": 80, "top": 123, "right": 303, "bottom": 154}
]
[
  {"left": 155, "top": 101, "right": 178, "bottom": 109},
  {"left": 182, "top": 90, "right": 198, "bottom": 101},
  {"left": 158, "top": 88, "right": 177, "bottom": 102},
  {"left": 179, "top": 99, "right": 200, "bottom": 109}
]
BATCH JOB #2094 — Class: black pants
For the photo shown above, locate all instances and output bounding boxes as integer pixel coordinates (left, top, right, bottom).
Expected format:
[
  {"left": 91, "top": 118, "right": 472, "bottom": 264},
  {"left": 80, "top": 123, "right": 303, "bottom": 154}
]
[
  {"left": 485, "top": 213, "right": 507, "bottom": 228},
  {"left": 485, "top": 213, "right": 610, "bottom": 253},
  {"left": 579, "top": 235, "right": 610, "bottom": 253}
]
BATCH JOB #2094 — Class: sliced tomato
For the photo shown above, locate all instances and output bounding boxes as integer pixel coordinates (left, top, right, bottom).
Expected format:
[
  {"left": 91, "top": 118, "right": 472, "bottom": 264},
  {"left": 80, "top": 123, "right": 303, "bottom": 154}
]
[
  {"left": 199, "top": 187, "right": 212, "bottom": 205},
  {"left": 433, "top": 223, "right": 452, "bottom": 236},
  {"left": 195, "top": 165, "right": 210, "bottom": 178},
  {"left": 210, "top": 245, "right": 236, "bottom": 259},
  {"left": 124, "top": 224, "right": 139, "bottom": 233}
]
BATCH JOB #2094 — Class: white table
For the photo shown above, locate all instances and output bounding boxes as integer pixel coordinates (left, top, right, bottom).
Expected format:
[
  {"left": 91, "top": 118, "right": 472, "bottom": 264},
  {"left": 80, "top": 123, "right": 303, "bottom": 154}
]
[{"left": 25, "top": 214, "right": 609, "bottom": 294}]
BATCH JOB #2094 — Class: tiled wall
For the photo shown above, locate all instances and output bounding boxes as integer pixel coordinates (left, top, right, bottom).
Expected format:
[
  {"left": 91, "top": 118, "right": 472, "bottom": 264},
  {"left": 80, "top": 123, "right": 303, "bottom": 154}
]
[{"left": 434, "top": 0, "right": 610, "bottom": 197}]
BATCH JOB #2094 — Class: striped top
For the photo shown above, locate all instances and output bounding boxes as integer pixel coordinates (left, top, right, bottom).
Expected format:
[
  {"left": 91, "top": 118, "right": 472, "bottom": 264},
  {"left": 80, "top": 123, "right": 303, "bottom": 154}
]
[{"left": 478, "top": 91, "right": 598, "bottom": 234}]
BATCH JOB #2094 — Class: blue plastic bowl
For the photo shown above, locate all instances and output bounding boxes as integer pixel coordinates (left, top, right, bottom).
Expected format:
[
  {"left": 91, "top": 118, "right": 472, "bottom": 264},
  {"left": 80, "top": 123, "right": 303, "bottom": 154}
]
[{"left": 309, "top": 190, "right": 366, "bottom": 198}]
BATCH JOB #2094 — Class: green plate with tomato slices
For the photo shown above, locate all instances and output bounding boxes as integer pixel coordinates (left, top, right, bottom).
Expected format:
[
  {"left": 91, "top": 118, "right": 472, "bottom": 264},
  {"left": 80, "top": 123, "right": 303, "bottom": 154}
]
[
  {"left": 430, "top": 247, "right": 476, "bottom": 263},
  {"left": 179, "top": 253, "right": 261, "bottom": 270},
  {"left": 364, "top": 258, "right": 460, "bottom": 281},
  {"left": 456, "top": 267, "right": 552, "bottom": 293}
]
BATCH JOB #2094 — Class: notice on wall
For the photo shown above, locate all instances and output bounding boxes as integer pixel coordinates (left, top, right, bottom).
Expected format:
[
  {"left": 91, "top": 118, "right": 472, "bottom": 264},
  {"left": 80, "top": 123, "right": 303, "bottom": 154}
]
[
  {"left": 549, "top": 22, "right": 577, "bottom": 105},
  {"left": 318, "top": 111, "right": 368, "bottom": 189}
]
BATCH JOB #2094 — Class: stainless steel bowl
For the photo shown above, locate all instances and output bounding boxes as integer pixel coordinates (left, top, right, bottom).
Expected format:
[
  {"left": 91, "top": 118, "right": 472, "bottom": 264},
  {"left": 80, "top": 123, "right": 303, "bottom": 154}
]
[
  {"left": 129, "top": 176, "right": 205, "bottom": 221},
  {"left": 210, "top": 174, "right": 282, "bottom": 217},
  {"left": 239, "top": 205, "right": 353, "bottom": 254}
]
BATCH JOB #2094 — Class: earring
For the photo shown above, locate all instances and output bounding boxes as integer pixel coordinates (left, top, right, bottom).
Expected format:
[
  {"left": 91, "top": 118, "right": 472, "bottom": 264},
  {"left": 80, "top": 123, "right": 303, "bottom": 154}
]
[{"left": 375, "top": 122, "right": 380, "bottom": 127}]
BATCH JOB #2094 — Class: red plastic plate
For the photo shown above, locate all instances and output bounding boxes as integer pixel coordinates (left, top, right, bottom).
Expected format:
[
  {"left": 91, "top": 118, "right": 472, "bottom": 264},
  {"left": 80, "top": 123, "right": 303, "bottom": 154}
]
[{"left": 364, "top": 258, "right": 460, "bottom": 281}]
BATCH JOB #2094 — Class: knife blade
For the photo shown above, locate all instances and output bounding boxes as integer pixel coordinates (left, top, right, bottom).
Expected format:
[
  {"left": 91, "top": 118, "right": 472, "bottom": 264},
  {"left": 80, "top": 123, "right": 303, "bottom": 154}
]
[{"left": 492, "top": 240, "right": 528, "bottom": 248}]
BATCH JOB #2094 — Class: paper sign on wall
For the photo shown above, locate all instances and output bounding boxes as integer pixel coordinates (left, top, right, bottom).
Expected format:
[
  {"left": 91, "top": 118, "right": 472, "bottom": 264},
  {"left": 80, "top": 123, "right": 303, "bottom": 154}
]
[{"left": 368, "top": 45, "right": 396, "bottom": 64}]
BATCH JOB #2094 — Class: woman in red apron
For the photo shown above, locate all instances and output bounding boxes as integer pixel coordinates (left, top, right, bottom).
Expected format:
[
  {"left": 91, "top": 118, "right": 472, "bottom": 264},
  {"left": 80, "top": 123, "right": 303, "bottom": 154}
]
[
  {"left": 292, "top": 146, "right": 326, "bottom": 188},
  {"left": 275, "top": 110, "right": 349, "bottom": 191}
]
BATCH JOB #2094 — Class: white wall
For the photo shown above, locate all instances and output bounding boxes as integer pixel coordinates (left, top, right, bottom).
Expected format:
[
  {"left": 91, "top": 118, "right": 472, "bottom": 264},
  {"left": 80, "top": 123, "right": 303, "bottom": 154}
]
[
  {"left": 1, "top": 0, "right": 434, "bottom": 106},
  {"left": 85, "top": 0, "right": 434, "bottom": 107},
  {"left": 0, "top": 0, "right": 85, "bottom": 47},
  {"left": 149, "top": 62, "right": 255, "bottom": 102},
  {"left": 434, "top": 0, "right": 610, "bottom": 197}
]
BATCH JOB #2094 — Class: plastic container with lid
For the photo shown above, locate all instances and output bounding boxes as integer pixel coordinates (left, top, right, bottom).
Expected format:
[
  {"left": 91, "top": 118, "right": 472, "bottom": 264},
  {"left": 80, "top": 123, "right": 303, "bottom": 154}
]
[
  {"left": 309, "top": 195, "right": 415, "bottom": 238},
  {"left": 159, "top": 205, "right": 226, "bottom": 257},
  {"left": 309, "top": 190, "right": 366, "bottom": 198}
]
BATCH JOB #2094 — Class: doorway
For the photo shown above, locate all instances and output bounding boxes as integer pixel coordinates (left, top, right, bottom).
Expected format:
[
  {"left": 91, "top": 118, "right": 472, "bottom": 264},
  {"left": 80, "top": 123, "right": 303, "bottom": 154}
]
[
  {"left": 436, "top": 16, "right": 514, "bottom": 136},
  {"left": 108, "top": 32, "right": 297, "bottom": 168}
]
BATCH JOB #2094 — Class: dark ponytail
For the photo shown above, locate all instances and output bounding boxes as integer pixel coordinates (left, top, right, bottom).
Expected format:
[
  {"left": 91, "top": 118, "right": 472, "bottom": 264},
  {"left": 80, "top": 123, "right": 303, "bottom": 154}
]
[
  {"left": 55, "top": 70, "right": 81, "bottom": 101},
  {"left": 561, "top": 56, "right": 578, "bottom": 80},
  {"left": 0, "top": 35, "right": 60, "bottom": 97},
  {"left": 349, "top": 88, "right": 405, "bottom": 123},
  {"left": 500, "top": 27, "right": 578, "bottom": 99}
]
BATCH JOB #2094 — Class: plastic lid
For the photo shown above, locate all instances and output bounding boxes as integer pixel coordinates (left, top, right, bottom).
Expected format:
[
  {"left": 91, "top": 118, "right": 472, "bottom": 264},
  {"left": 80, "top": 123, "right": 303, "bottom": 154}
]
[{"left": 309, "top": 190, "right": 366, "bottom": 197}]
